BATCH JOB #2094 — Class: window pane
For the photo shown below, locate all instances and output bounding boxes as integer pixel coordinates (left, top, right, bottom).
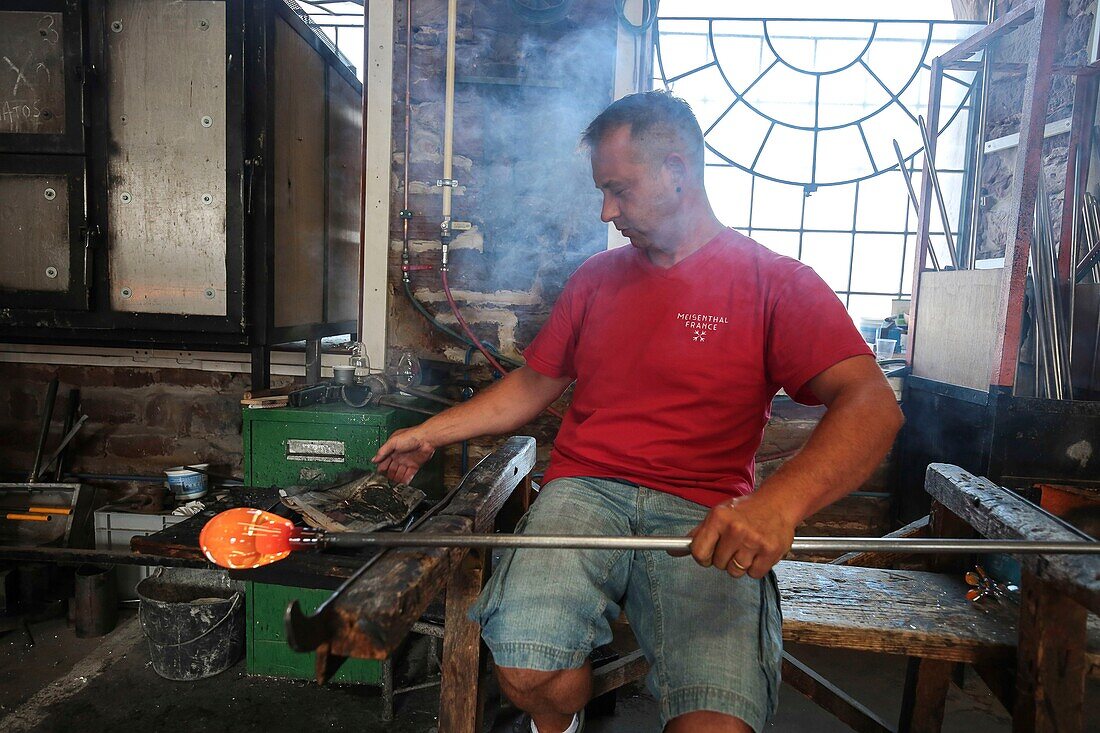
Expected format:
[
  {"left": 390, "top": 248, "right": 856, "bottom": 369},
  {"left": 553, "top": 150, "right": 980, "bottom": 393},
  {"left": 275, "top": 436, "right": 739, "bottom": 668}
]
[
  {"left": 851, "top": 234, "right": 905, "bottom": 293},
  {"left": 656, "top": 12, "right": 977, "bottom": 298},
  {"left": 750, "top": 178, "right": 804, "bottom": 229},
  {"left": 803, "top": 183, "right": 855, "bottom": 231},
  {"left": 855, "top": 171, "right": 909, "bottom": 232},
  {"left": 800, "top": 232, "right": 852, "bottom": 291},
  {"left": 848, "top": 294, "right": 896, "bottom": 323}
]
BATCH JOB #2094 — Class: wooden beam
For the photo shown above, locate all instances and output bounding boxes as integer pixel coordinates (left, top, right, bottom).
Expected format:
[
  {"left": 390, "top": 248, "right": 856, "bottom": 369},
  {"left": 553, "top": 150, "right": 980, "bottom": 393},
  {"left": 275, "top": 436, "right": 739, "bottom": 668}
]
[
  {"left": 831, "top": 515, "right": 931, "bottom": 568},
  {"left": 324, "top": 436, "right": 537, "bottom": 660},
  {"left": 777, "top": 561, "right": 1017, "bottom": 664},
  {"left": 782, "top": 652, "right": 896, "bottom": 733},
  {"left": 924, "top": 464, "right": 1100, "bottom": 615},
  {"left": 1014, "top": 572, "right": 1087, "bottom": 733},
  {"left": 438, "top": 550, "right": 488, "bottom": 733},
  {"left": 989, "top": 0, "right": 1064, "bottom": 388},
  {"left": 591, "top": 649, "right": 649, "bottom": 698},
  {"left": 898, "top": 657, "right": 952, "bottom": 733},
  {"left": 327, "top": 514, "right": 471, "bottom": 660},
  {"left": 443, "top": 436, "right": 537, "bottom": 533},
  {"left": 940, "top": 1, "right": 1036, "bottom": 66}
]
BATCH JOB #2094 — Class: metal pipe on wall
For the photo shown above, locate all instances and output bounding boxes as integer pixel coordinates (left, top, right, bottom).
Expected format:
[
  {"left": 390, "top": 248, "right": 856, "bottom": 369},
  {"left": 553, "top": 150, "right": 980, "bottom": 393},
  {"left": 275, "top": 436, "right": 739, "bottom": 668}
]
[{"left": 440, "top": 0, "right": 458, "bottom": 239}]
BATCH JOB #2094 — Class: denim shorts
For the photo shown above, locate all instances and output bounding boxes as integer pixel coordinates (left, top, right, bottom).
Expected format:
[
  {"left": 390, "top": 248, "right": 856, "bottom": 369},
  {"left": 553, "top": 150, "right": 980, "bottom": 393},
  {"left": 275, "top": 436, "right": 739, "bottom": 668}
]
[{"left": 468, "top": 477, "right": 783, "bottom": 732}]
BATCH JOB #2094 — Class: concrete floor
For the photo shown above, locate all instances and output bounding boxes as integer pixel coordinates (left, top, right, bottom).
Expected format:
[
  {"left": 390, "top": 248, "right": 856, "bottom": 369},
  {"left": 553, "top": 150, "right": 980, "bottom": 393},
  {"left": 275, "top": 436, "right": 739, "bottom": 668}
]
[{"left": 0, "top": 612, "right": 1057, "bottom": 733}]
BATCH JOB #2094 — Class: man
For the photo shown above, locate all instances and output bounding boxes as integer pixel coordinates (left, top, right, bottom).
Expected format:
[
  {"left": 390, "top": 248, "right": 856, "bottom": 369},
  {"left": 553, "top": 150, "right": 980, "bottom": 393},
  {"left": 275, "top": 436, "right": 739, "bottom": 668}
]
[{"left": 373, "top": 91, "right": 903, "bottom": 733}]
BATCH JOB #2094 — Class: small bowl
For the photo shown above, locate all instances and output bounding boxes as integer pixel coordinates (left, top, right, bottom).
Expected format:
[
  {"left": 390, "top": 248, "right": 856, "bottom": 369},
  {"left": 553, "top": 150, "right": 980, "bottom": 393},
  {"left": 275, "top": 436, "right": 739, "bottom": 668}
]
[{"left": 165, "top": 464, "right": 209, "bottom": 501}]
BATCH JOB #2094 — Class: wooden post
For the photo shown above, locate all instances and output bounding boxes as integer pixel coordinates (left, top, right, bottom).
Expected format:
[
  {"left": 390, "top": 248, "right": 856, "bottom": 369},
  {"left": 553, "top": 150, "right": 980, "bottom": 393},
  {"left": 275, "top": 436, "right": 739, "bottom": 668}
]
[
  {"left": 898, "top": 657, "right": 952, "bottom": 733},
  {"left": 927, "top": 500, "right": 974, "bottom": 574},
  {"left": 1013, "top": 572, "right": 1086, "bottom": 733},
  {"left": 989, "top": 0, "right": 1064, "bottom": 389},
  {"left": 438, "top": 549, "right": 488, "bottom": 733}
]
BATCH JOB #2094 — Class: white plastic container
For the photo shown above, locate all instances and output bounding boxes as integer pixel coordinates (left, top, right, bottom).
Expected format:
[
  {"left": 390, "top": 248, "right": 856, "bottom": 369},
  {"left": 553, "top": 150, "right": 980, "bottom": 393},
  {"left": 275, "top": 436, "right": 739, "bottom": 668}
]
[{"left": 94, "top": 510, "right": 187, "bottom": 600}]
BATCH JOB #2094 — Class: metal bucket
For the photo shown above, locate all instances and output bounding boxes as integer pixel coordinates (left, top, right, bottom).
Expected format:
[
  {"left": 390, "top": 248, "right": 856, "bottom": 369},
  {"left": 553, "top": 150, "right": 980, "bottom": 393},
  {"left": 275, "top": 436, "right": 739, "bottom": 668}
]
[
  {"left": 136, "top": 568, "right": 244, "bottom": 681},
  {"left": 75, "top": 564, "right": 118, "bottom": 637}
]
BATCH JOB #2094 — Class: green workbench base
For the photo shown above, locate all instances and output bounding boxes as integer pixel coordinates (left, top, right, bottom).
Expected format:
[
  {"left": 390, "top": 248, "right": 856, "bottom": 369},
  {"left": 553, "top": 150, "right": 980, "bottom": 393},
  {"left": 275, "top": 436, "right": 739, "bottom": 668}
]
[{"left": 245, "top": 581, "right": 381, "bottom": 684}]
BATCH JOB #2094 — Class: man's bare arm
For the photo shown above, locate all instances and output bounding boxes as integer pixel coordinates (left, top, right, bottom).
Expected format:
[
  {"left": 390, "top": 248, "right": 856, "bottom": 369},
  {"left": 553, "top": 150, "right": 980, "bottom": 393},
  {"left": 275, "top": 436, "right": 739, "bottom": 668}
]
[
  {"left": 689, "top": 354, "right": 904, "bottom": 578},
  {"left": 372, "top": 366, "right": 572, "bottom": 483}
]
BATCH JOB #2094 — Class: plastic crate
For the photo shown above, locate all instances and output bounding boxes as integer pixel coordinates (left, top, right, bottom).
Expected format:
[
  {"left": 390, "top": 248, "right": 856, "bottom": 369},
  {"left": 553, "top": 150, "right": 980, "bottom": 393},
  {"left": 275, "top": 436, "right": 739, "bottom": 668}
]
[{"left": 93, "top": 510, "right": 187, "bottom": 600}]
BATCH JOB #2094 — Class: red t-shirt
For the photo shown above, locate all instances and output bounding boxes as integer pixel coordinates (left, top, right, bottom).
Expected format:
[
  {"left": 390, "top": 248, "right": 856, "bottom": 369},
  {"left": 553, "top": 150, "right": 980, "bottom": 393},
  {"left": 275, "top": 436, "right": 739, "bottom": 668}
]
[{"left": 524, "top": 228, "right": 872, "bottom": 507}]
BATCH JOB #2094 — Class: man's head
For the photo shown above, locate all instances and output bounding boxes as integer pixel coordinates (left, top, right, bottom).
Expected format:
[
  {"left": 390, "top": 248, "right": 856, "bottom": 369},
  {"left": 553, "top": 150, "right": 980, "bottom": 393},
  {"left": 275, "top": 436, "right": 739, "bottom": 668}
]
[
  {"left": 582, "top": 91, "right": 708, "bottom": 256},
  {"left": 581, "top": 90, "right": 705, "bottom": 177}
]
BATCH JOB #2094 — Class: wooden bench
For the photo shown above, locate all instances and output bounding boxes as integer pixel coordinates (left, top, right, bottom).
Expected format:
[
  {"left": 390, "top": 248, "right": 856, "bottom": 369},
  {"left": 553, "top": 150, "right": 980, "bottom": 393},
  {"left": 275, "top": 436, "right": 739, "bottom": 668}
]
[{"left": 588, "top": 464, "right": 1100, "bottom": 733}]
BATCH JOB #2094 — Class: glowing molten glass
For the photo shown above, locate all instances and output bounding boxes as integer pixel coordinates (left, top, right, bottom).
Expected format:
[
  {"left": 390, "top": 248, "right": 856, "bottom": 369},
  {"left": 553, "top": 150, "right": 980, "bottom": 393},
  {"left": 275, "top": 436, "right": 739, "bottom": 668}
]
[{"left": 199, "top": 508, "right": 298, "bottom": 569}]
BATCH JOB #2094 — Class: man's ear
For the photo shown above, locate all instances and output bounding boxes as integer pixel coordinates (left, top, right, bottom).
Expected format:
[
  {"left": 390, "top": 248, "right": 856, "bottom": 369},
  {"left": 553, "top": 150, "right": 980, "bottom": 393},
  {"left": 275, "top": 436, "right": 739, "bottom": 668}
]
[{"left": 664, "top": 153, "right": 687, "bottom": 189}]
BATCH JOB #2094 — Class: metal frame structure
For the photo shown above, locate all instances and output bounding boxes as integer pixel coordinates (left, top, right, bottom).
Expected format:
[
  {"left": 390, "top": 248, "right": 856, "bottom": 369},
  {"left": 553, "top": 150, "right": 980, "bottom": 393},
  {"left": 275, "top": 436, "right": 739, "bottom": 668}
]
[
  {"left": 0, "top": 0, "right": 361, "bottom": 387},
  {"left": 898, "top": 0, "right": 1100, "bottom": 520},
  {"left": 908, "top": 0, "right": 1055, "bottom": 392}
]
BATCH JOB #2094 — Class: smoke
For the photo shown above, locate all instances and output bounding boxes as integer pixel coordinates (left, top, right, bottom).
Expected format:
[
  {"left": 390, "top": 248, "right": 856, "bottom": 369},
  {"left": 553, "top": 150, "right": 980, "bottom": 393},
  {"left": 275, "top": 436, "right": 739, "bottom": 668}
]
[{"left": 448, "top": 14, "right": 619, "bottom": 296}]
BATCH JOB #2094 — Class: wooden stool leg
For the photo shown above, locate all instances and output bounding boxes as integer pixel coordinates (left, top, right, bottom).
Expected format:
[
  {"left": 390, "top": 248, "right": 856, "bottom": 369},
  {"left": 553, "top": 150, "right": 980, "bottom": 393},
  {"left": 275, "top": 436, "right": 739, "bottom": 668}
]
[
  {"left": 1013, "top": 573, "right": 1086, "bottom": 733},
  {"left": 438, "top": 550, "right": 487, "bottom": 733},
  {"left": 898, "top": 657, "right": 951, "bottom": 733}
]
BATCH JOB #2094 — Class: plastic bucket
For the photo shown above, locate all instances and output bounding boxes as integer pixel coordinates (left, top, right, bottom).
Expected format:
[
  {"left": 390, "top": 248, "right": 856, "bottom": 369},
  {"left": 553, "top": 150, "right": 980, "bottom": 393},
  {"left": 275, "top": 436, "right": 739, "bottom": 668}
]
[
  {"left": 164, "top": 465, "right": 209, "bottom": 501},
  {"left": 136, "top": 568, "right": 244, "bottom": 681}
]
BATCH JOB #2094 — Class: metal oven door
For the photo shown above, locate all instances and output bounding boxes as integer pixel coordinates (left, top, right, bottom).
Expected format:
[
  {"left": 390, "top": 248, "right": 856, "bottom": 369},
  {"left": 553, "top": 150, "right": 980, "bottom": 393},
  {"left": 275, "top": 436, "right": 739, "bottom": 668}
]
[{"left": 0, "top": 154, "right": 89, "bottom": 311}]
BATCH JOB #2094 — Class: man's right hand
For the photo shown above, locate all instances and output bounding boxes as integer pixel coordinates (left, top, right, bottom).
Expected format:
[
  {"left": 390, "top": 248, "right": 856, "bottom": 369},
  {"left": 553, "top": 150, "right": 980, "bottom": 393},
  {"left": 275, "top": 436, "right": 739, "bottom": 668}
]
[{"left": 372, "top": 428, "right": 436, "bottom": 484}]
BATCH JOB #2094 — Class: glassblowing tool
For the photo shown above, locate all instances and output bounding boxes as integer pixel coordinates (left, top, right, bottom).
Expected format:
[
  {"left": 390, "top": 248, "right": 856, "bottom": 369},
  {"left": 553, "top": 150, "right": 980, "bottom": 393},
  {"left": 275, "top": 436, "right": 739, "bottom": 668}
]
[{"left": 199, "top": 507, "right": 1100, "bottom": 571}]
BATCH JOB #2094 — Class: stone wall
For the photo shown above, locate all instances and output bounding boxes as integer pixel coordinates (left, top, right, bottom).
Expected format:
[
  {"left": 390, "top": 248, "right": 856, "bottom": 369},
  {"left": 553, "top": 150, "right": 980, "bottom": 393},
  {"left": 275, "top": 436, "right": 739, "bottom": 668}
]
[{"left": 977, "top": 0, "right": 1095, "bottom": 259}]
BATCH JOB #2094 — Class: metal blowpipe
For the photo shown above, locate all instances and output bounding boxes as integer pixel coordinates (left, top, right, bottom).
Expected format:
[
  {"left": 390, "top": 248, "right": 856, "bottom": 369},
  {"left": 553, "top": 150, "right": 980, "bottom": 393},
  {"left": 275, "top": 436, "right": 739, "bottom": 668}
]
[
  {"left": 196, "top": 509, "right": 1100, "bottom": 571},
  {"left": 318, "top": 533, "right": 1099, "bottom": 555}
]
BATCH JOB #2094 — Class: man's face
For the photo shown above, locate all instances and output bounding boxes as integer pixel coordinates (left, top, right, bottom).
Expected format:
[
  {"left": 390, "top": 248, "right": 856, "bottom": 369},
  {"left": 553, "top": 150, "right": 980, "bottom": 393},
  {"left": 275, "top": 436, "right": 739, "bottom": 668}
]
[{"left": 590, "top": 125, "right": 678, "bottom": 253}]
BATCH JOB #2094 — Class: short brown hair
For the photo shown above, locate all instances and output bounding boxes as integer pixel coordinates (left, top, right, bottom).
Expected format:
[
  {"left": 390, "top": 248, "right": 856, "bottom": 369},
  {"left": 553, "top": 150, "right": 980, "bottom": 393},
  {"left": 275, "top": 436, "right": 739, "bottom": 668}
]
[{"left": 581, "top": 90, "right": 705, "bottom": 173}]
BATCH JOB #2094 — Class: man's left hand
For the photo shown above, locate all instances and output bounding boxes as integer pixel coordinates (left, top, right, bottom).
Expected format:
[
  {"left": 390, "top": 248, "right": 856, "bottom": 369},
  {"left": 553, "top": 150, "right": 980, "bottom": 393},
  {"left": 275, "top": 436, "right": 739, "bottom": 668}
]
[{"left": 686, "top": 495, "right": 798, "bottom": 579}]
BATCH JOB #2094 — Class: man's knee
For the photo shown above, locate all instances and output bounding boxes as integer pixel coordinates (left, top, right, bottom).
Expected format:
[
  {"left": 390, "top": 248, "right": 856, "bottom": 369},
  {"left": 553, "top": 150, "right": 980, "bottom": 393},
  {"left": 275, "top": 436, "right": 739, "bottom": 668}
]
[
  {"left": 496, "top": 666, "right": 565, "bottom": 697},
  {"left": 665, "top": 710, "right": 754, "bottom": 733}
]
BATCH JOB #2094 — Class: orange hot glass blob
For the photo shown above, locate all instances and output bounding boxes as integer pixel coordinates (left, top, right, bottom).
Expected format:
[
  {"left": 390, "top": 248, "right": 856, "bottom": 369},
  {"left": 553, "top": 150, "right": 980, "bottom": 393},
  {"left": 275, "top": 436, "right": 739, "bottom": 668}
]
[{"left": 199, "top": 508, "right": 297, "bottom": 569}]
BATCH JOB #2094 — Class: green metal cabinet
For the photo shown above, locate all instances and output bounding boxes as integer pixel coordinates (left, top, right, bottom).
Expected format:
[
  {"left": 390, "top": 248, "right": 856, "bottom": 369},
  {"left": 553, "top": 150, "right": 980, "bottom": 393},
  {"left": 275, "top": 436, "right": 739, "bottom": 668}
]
[
  {"left": 241, "top": 402, "right": 442, "bottom": 682},
  {"left": 241, "top": 402, "right": 441, "bottom": 496}
]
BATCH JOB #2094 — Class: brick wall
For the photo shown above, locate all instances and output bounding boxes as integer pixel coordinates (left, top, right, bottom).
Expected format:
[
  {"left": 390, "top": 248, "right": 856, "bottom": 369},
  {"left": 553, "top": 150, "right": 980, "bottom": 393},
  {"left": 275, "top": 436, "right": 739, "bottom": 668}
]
[{"left": 0, "top": 363, "right": 293, "bottom": 495}]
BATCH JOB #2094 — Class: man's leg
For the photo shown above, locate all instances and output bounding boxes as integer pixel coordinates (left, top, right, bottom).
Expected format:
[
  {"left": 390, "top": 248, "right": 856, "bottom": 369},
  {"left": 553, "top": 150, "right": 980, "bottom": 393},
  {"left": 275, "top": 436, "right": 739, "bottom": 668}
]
[
  {"left": 467, "top": 478, "right": 637, "bottom": 732},
  {"left": 497, "top": 662, "right": 592, "bottom": 732},
  {"left": 665, "top": 711, "right": 753, "bottom": 733},
  {"left": 625, "top": 487, "right": 784, "bottom": 733}
]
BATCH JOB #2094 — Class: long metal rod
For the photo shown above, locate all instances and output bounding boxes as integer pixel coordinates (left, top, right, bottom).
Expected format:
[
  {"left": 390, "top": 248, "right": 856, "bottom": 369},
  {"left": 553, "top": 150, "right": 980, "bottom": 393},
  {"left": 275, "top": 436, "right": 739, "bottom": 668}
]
[
  {"left": 28, "top": 378, "right": 59, "bottom": 484},
  {"left": 893, "top": 139, "right": 941, "bottom": 271},
  {"left": 317, "top": 533, "right": 1100, "bottom": 554},
  {"left": 917, "top": 115, "right": 961, "bottom": 269},
  {"left": 34, "top": 414, "right": 88, "bottom": 480},
  {"left": 1036, "top": 174, "right": 1073, "bottom": 396}
]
